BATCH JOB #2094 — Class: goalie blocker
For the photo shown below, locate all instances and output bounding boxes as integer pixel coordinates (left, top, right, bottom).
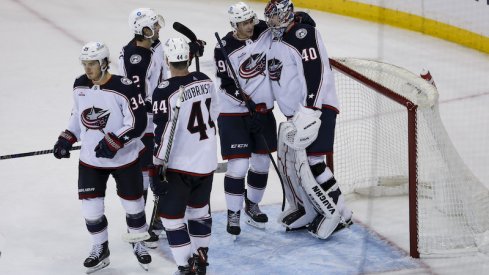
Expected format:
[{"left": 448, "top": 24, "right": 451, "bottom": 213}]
[{"left": 277, "top": 107, "right": 352, "bottom": 239}]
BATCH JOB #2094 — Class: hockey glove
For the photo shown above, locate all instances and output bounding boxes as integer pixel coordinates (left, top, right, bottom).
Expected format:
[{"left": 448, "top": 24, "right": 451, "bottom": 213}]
[
  {"left": 152, "top": 165, "right": 169, "bottom": 196},
  {"left": 294, "top": 11, "right": 316, "bottom": 27},
  {"left": 53, "top": 130, "right": 77, "bottom": 159},
  {"left": 247, "top": 101, "right": 268, "bottom": 134},
  {"left": 188, "top": 39, "right": 206, "bottom": 58},
  {"left": 144, "top": 97, "right": 153, "bottom": 114},
  {"left": 94, "top": 132, "right": 124, "bottom": 159}
]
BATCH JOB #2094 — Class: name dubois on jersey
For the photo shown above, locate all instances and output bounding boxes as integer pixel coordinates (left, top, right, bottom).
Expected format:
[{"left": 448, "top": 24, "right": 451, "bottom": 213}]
[{"left": 181, "top": 83, "right": 211, "bottom": 102}]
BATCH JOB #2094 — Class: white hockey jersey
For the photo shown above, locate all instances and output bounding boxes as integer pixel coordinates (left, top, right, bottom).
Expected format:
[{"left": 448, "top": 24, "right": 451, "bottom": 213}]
[
  {"left": 119, "top": 39, "right": 168, "bottom": 134},
  {"left": 67, "top": 74, "right": 147, "bottom": 168},
  {"left": 152, "top": 72, "right": 218, "bottom": 175},
  {"left": 214, "top": 21, "right": 275, "bottom": 114},
  {"left": 268, "top": 23, "right": 339, "bottom": 117}
]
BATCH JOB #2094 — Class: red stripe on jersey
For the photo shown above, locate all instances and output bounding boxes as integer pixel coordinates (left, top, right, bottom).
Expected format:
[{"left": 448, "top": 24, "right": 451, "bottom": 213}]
[
  {"left": 219, "top": 112, "right": 249, "bottom": 117},
  {"left": 322, "top": 104, "right": 339, "bottom": 114},
  {"left": 223, "top": 153, "right": 251, "bottom": 160},
  {"left": 167, "top": 168, "right": 214, "bottom": 177}
]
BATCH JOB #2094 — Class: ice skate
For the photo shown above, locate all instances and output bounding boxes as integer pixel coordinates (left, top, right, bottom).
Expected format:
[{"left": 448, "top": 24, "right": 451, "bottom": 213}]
[
  {"left": 84, "top": 241, "right": 110, "bottom": 274},
  {"left": 174, "top": 265, "right": 193, "bottom": 275},
  {"left": 333, "top": 218, "right": 353, "bottom": 234},
  {"left": 244, "top": 197, "right": 268, "bottom": 229},
  {"left": 227, "top": 210, "right": 241, "bottom": 240},
  {"left": 191, "top": 247, "right": 209, "bottom": 275},
  {"left": 132, "top": 241, "right": 151, "bottom": 271}
]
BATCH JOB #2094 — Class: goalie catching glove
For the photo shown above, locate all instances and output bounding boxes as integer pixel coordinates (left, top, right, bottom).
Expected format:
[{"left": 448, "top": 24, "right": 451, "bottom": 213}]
[
  {"left": 283, "top": 106, "right": 321, "bottom": 150},
  {"left": 94, "top": 132, "right": 124, "bottom": 159}
]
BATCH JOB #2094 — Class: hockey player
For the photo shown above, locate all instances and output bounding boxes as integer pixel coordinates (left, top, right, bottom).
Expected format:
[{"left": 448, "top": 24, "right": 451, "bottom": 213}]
[
  {"left": 264, "top": 0, "right": 353, "bottom": 239},
  {"left": 53, "top": 41, "right": 151, "bottom": 273},
  {"left": 214, "top": 2, "right": 316, "bottom": 238},
  {"left": 119, "top": 7, "right": 168, "bottom": 248},
  {"left": 214, "top": 1, "right": 277, "bottom": 238},
  {"left": 152, "top": 38, "right": 218, "bottom": 275}
]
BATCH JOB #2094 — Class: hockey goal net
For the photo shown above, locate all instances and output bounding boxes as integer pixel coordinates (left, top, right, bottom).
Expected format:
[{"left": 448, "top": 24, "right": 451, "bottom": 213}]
[{"left": 330, "top": 58, "right": 489, "bottom": 258}]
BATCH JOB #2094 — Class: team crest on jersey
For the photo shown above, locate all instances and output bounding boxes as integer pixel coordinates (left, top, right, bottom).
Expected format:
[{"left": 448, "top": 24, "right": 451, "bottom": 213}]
[
  {"left": 239, "top": 52, "right": 266, "bottom": 80},
  {"left": 296, "top": 28, "right": 308, "bottom": 39},
  {"left": 121, "top": 77, "right": 133, "bottom": 85},
  {"left": 158, "top": 80, "right": 169, "bottom": 89},
  {"left": 268, "top": 58, "right": 283, "bottom": 85},
  {"left": 130, "top": 54, "right": 142, "bottom": 64},
  {"left": 81, "top": 107, "right": 110, "bottom": 132}
]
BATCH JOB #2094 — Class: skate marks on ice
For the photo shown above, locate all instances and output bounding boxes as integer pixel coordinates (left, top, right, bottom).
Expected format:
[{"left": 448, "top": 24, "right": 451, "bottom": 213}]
[{"left": 205, "top": 205, "right": 422, "bottom": 275}]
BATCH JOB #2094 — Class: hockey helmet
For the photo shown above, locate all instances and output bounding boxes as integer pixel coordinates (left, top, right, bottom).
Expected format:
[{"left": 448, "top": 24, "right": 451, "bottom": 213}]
[
  {"left": 164, "top": 37, "right": 190, "bottom": 62},
  {"left": 228, "top": 2, "right": 259, "bottom": 29},
  {"left": 128, "top": 8, "right": 165, "bottom": 36},
  {"left": 79, "top": 41, "right": 110, "bottom": 71}
]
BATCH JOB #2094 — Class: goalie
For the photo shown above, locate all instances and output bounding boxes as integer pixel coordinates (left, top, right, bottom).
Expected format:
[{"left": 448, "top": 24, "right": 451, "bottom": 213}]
[{"left": 264, "top": 0, "right": 353, "bottom": 239}]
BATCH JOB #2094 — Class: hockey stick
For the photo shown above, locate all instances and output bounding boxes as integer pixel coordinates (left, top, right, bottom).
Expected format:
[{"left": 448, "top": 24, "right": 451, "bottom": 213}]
[
  {"left": 0, "top": 144, "right": 227, "bottom": 172},
  {"left": 0, "top": 145, "right": 81, "bottom": 160},
  {"left": 123, "top": 86, "right": 186, "bottom": 243},
  {"left": 214, "top": 32, "right": 286, "bottom": 211},
  {"left": 173, "top": 22, "right": 201, "bottom": 72},
  {"left": 122, "top": 161, "right": 227, "bottom": 242},
  {"left": 149, "top": 85, "right": 187, "bottom": 241}
]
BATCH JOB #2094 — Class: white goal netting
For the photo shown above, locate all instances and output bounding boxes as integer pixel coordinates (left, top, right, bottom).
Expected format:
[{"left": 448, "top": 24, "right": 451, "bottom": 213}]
[{"left": 331, "top": 58, "right": 489, "bottom": 256}]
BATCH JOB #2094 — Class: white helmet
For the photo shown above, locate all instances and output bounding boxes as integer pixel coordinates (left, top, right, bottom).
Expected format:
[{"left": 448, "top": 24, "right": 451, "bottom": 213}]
[
  {"left": 228, "top": 2, "right": 259, "bottom": 29},
  {"left": 164, "top": 38, "right": 190, "bottom": 62},
  {"left": 264, "top": 0, "right": 295, "bottom": 38},
  {"left": 79, "top": 41, "right": 110, "bottom": 70},
  {"left": 128, "top": 8, "right": 164, "bottom": 36}
]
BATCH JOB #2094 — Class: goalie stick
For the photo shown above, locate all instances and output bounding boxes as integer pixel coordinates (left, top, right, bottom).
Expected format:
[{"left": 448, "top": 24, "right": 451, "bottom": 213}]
[
  {"left": 173, "top": 22, "right": 201, "bottom": 72},
  {"left": 214, "top": 32, "right": 286, "bottom": 211}
]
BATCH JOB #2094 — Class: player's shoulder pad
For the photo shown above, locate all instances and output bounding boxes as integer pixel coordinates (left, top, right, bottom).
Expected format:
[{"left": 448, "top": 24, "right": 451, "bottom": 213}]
[
  {"left": 284, "top": 23, "right": 317, "bottom": 49},
  {"left": 73, "top": 74, "right": 91, "bottom": 89},
  {"left": 102, "top": 75, "right": 137, "bottom": 97},
  {"left": 122, "top": 43, "right": 152, "bottom": 66},
  {"left": 190, "top": 71, "right": 212, "bottom": 82},
  {"left": 215, "top": 31, "right": 243, "bottom": 53},
  {"left": 154, "top": 78, "right": 178, "bottom": 100}
]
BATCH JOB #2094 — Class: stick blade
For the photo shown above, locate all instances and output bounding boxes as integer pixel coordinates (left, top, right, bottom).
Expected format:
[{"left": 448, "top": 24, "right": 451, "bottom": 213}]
[
  {"left": 216, "top": 162, "right": 227, "bottom": 173},
  {"left": 121, "top": 232, "right": 150, "bottom": 243},
  {"left": 173, "top": 22, "right": 197, "bottom": 41}
]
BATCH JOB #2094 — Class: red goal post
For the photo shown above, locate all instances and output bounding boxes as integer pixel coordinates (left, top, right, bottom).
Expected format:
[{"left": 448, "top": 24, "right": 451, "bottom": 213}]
[{"left": 329, "top": 58, "right": 489, "bottom": 258}]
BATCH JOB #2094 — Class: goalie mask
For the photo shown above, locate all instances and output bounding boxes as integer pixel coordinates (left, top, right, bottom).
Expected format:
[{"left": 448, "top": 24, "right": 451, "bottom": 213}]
[
  {"left": 264, "top": 0, "right": 295, "bottom": 39},
  {"left": 228, "top": 2, "right": 259, "bottom": 29},
  {"left": 79, "top": 41, "right": 110, "bottom": 72},
  {"left": 164, "top": 37, "right": 190, "bottom": 63},
  {"left": 128, "top": 8, "right": 165, "bottom": 39}
]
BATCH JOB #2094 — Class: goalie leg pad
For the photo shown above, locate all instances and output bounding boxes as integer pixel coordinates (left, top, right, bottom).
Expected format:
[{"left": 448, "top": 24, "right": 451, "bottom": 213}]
[
  {"left": 278, "top": 203, "right": 316, "bottom": 229},
  {"left": 295, "top": 149, "right": 340, "bottom": 219},
  {"left": 307, "top": 213, "right": 341, "bottom": 240},
  {"left": 278, "top": 122, "right": 340, "bottom": 229},
  {"left": 278, "top": 122, "right": 306, "bottom": 210}
]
